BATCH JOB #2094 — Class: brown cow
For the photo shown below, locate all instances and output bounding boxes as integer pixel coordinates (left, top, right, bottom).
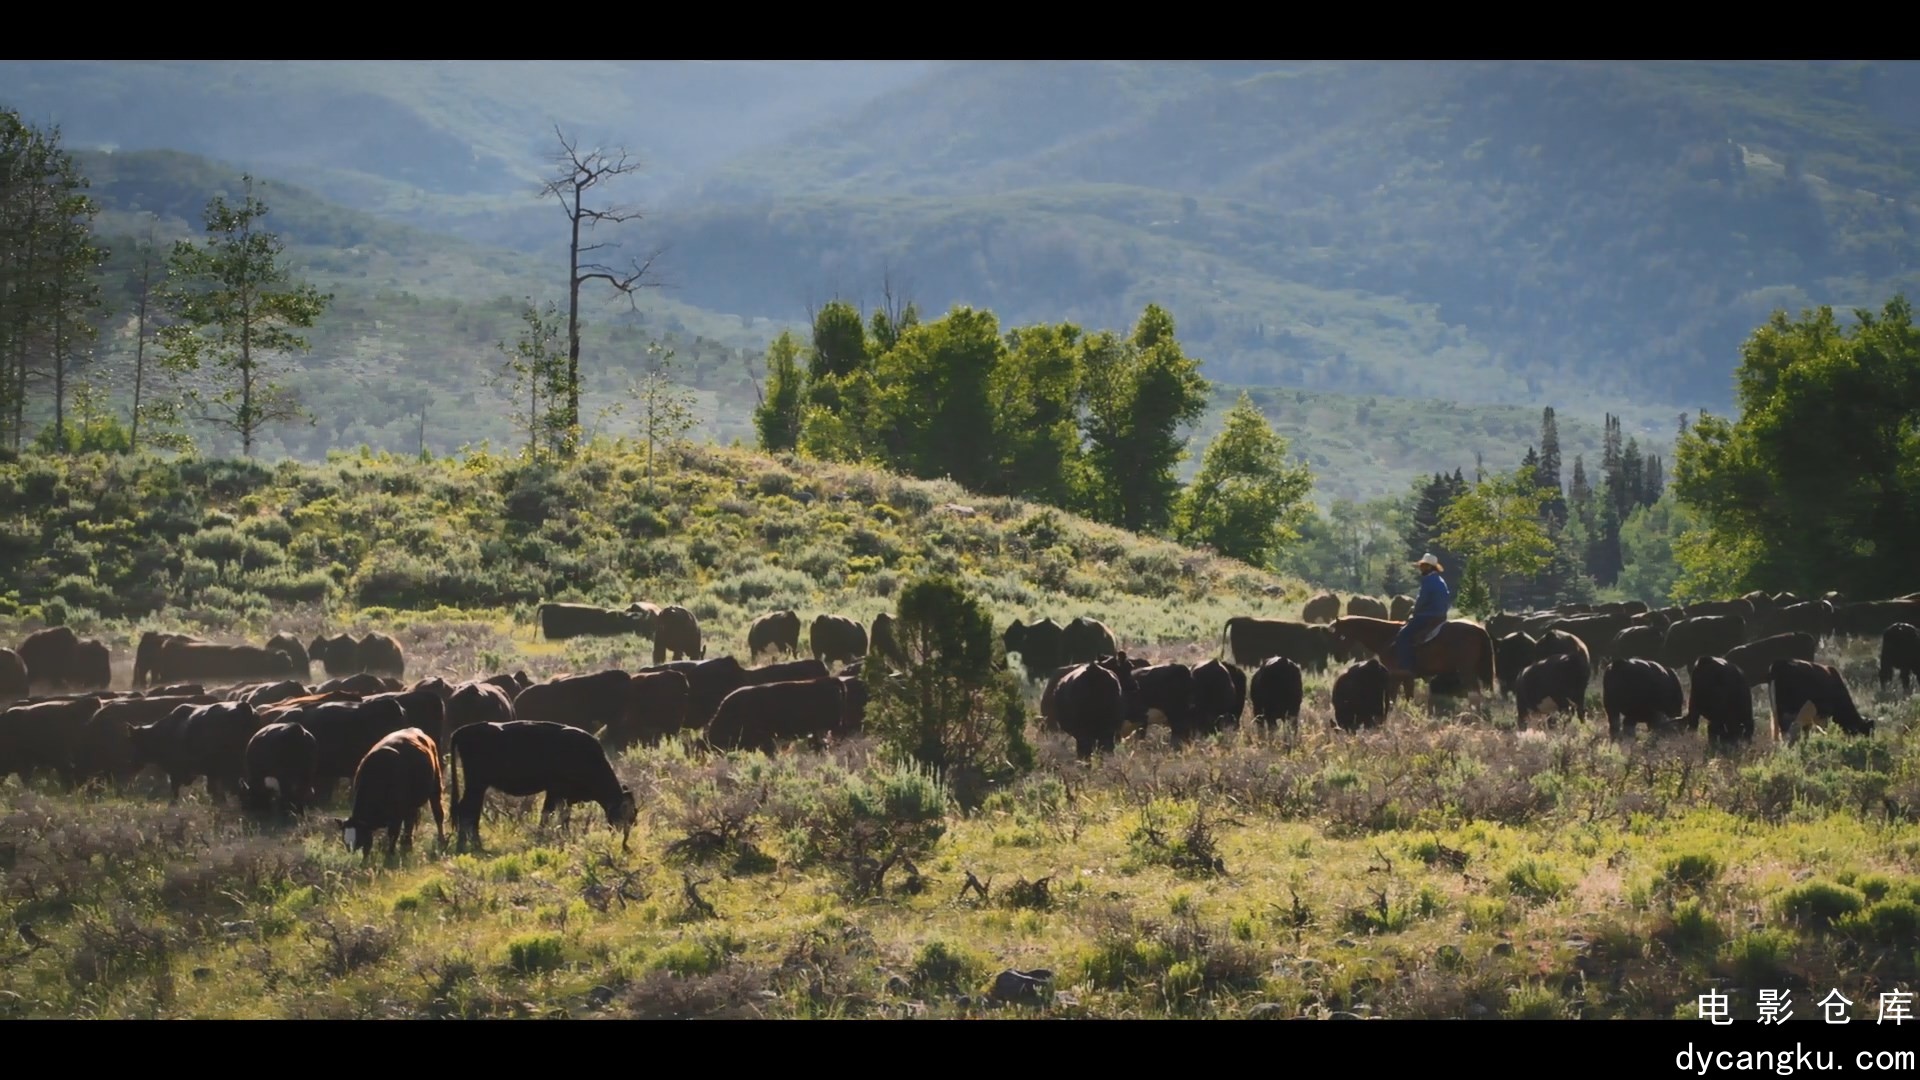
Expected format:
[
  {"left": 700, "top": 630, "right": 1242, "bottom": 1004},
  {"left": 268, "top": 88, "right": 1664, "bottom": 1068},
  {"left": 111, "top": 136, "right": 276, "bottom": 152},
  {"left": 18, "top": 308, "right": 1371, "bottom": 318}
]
[
  {"left": 80, "top": 693, "right": 221, "bottom": 788},
  {"left": 151, "top": 639, "right": 298, "bottom": 687},
  {"left": 0, "top": 647, "right": 26, "bottom": 704},
  {"left": 510, "top": 671, "right": 632, "bottom": 739},
  {"left": 1051, "top": 661, "right": 1123, "bottom": 759},
  {"left": 266, "top": 633, "right": 310, "bottom": 677},
  {"left": 1347, "top": 595, "right": 1389, "bottom": 620},
  {"left": 337, "top": 727, "right": 444, "bottom": 862},
  {"left": 810, "top": 614, "right": 868, "bottom": 669},
  {"left": 617, "top": 669, "right": 691, "bottom": 749},
  {"left": 0, "top": 695, "right": 101, "bottom": 788},
  {"left": 747, "top": 609, "right": 803, "bottom": 662},
  {"left": 445, "top": 681, "right": 515, "bottom": 738},
  {"left": 127, "top": 700, "right": 266, "bottom": 803},
  {"left": 134, "top": 632, "right": 201, "bottom": 688},
  {"left": 1302, "top": 592, "right": 1341, "bottom": 625},
  {"left": 705, "top": 677, "right": 848, "bottom": 754},
  {"left": 869, "top": 612, "right": 908, "bottom": 672},
  {"left": 1660, "top": 615, "right": 1748, "bottom": 669},
  {"left": 1219, "top": 617, "right": 1338, "bottom": 672},
  {"left": 357, "top": 633, "right": 407, "bottom": 679},
  {"left": 1725, "top": 632, "right": 1817, "bottom": 687},
  {"left": 651, "top": 605, "right": 704, "bottom": 665}
]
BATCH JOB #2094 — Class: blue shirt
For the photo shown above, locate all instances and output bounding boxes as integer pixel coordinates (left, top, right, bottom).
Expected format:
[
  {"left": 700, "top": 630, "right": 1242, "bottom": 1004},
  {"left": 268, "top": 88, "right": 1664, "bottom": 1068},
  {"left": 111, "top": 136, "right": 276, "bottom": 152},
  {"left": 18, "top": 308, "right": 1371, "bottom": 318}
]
[{"left": 1412, "top": 570, "right": 1451, "bottom": 620}]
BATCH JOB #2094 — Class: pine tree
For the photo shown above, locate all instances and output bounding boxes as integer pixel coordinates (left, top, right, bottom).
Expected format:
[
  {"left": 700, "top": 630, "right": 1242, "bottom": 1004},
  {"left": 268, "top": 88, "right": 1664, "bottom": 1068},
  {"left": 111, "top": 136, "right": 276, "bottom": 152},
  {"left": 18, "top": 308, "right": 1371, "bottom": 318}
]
[
  {"left": 1570, "top": 455, "right": 1593, "bottom": 528},
  {"left": 1642, "top": 453, "right": 1665, "bottom": 507},
  {"left": 1538, "top": 406, "right": 1566, "bottom": 524}
]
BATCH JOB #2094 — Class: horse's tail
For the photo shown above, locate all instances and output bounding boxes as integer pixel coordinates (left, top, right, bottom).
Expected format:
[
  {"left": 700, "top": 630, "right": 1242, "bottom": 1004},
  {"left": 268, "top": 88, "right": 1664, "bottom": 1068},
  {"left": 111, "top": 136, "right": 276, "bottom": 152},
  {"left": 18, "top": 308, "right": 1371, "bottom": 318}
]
[{"left": 1478, "top": 628, "right": 1496, "bottom": 692}]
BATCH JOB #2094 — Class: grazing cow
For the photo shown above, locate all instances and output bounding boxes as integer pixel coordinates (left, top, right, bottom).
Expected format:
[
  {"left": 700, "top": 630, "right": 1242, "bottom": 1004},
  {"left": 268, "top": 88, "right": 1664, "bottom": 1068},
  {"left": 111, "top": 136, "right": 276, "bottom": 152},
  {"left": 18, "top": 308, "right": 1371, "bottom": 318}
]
[
  {"left": 705, "top": 677, "right": 849, "bottom": 754},
  {"left": 1302, "top": 591, "right": 1341, "bottom": 625},
  {"left": 1004, "top": 618, "right": 1066, "bottom": 681},
  {"left": 1879, "top": 624, "right": 1920, "bottom": 695},
  {"left": 133, "top": 632, "right": 201, "bottom": 689},
  {"left": 539, "top": 602, "right": 645, "bottom": 641},
  {"left": 1770, "top": 659, "right": 1873, "bottom": 743},
  {"left": 17, "top": 626, "right": 81, "bottom": 694},
  {"left": 1220, "top": 617, "right": 1338, "bottom": 672},
  {"left": 1514, "top": 651, "right": 1590, "bottom": 728},
  {"left": 869, "top": 612, "right": 908, "bottom": 672},
  {"left": 356, "top": 633, "right": 406, "bottom": 679},
  {"left": 147, "top": 640, "right": 298, "bottom": 688},
  {"left": 239, "top": 721, "right": 319, "bottom": 817},
  {"left": 1061, "top": 618, "right": 1119, "bottom": 666},
  {"left": 337, "top": 728, "right": 445, "bottom": 862},
  {"left": 1331, "top": 659, "right": 1390, "bottom": 732},
  {"left": 1682, "top": 656, "right": 1754, "bottom": 747},
  {"left": 0, "top": 695, "right": 102, "bottom": 788},
  {"left": 1725, "top": 632, "right": 1817, "bottom": 686},
  {"left": 1132, "top": 663, "right": 1195, "bottom": 741},
  {"left": 1346, "top": 596, "right": 1389, "bottom": 620},
  {"left": 0, "top": 648, "right": 26, "bottom": 704},
  {"left": 510, "top": 671, "right": 633, "bottom": 739},
  {"left": 810, "top": 614, "right": 868, "bottom": 669},
  {"left": 618, "top": 669, "right": 692, "bottom": 748},
  {"left": 266, "top": 633, "right": 310, "bottom": 676},
  {"left": 79, "top": 693, "right": 218, "bottom": 788},
  {"left": 652, "top": 605, "right": 704, "bottom": 665},
  {"left": 127, "top": 700, "right": 265, "bottom": 803},
  {"left": 747, "top": 609, "right": 803, "bottom": 662},
  {"left": 307, "top": 633, "right": 361, "bottom": 677},
  {"left": 1660, "top": 615, "right": 1748, "bottom": 670},
  {"left": 1248, "top": 655, "right": 1304, "bottom": 732},
  {"left": 445, "top": 680, "right": 515, "bottom": 737},
  {"left": 1051, "top": 662, "right": 1123, "bottom": 759},
  {"left": 1607, "top": 625, "right": 1665, "bottom": 663},
  {"left": 1188, "top": 659, "right": 1242, "bottom": 736},
  {"left": 1601, "top": 657, "right": 1684, "bottom": 740},
  {"left": 448, "top": 720, "right": 638, "bottom": 852}
]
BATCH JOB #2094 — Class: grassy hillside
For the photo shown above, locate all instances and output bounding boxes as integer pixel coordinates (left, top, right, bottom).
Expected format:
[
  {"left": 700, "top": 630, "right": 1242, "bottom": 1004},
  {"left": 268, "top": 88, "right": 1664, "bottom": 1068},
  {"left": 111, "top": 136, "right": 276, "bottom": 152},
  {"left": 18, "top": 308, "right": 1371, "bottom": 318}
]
[
  {"left": 1, "top": 444, "right": 1915, "bottom": 1020},
  {"left": 0, "top": 443, "right": 1310, "bottom": 658}
]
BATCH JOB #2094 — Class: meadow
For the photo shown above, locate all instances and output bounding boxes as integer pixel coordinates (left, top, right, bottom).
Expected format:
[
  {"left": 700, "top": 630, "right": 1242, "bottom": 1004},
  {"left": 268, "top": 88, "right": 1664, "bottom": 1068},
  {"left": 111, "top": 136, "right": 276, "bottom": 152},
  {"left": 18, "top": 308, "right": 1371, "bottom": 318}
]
[{"left": 2, "top": 444, "right": 1916, "bottom": 1020}]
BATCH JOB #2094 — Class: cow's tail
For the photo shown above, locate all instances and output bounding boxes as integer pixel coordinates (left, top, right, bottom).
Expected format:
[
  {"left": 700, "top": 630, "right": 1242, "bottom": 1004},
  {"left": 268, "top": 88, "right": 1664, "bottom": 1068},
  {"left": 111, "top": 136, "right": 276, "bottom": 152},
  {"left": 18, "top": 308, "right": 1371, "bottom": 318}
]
[
  {"left": 1478, "top": 631, "right": 1495, "bottom": 693},
  {"left": 1219, "top": 618, "right": 1234, "bottom": 663},
  {"left": 447, "top": 727, "right": 462, "bottom": 821}
]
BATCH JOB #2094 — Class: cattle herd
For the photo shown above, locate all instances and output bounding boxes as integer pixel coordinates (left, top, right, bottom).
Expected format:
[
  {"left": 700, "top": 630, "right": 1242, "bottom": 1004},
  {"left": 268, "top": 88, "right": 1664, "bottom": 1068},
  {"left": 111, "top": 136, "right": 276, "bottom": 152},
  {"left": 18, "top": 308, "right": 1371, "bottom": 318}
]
[{"left": 2, "top": 587, "right": 1918, "bottom": 865}]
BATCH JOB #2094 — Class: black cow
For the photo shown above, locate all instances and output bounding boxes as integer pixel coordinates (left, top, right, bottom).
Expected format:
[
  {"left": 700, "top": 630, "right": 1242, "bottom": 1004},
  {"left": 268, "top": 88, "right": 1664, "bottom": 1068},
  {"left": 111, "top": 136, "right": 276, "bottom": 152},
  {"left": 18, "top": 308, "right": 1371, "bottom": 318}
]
[
  {"left": 448, "top": 720, "right": 637, "bottom": 852},
  {"left": 1062, "top": 618, "right": 1119, "bottom": 666},
  {"left": 1725, "top": 632, "right": 1817, "bottom": 686},
  {"left": 705, "top": 677, "right": 848, "bottom": 754},
  {"left": 539, "top": 602, "right": 645, "bottom": 641},
  {"left": 1880, "top": 623, "right": 1920, "bottom": 695},
  {"left": 337, "top": 727, "right": 444, "bottom": 863},
  {"left": 127, "top": 699, "right": 265, "bottom": 804},
  {"left": 1188, "top": 659, "right": 1241, "bottom": 737},
  {"left": 1052, "top": 662, "right": 1122, "bottom": 760},
  {"left": 1331, "top": 659, "right": 1390, "bottom": 732},
  {"left": 239, "top": 721, "right": 319, "bottom": 817},
  {"left": 747, "top": 609, "right": 803, "bottom": 661},
  {"left": 1004, "top": 618, "right": 1066, "bottom": 681},
  {"left": 869, "top": 613, "right": 908, "bottom": 672},
  {"left": 1514, "top": 650, "right": 1590, "bottom": 729},
  {"left": 810, "top": 614, "right": 868, "bottom": 669},
  {"left": 651, "top": 605, "right": 704, "bottom": 665},
  {"left": 1601, "top": 657, "right": 1684, "bottom": 740},
  {"left": 1770, "top": 659, "right": 1873, "bottom": 744},
  {"left": 1248, "top": 655, "right": 1303, "bottom": 732},
  {"left": 1132, "top": 663, "right": 1195, "bottom": 742},
  {"left": 1682, "top": 656, "right": 1754, "bottom": 748}
]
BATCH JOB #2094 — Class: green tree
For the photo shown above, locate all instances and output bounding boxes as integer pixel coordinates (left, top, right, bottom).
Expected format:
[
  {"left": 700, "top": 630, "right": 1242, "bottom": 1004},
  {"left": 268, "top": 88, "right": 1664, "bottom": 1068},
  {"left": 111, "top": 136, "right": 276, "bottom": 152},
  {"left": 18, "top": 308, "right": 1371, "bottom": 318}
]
[
  {"left": 629, "top": 341, "right": 697, "bottom": 492},
  {"left": 1671, "top": 296, "right": 1920, "bottom": 598},
  {"left": 156, "top": 176, "right": 332, "bottom": 457},
  {"left": 989, "top": 320, "right": 1085, "bottom": 504},
  {"left": 1435, "top": 468, "right": 1555, "bottom": 613},
  {"left": 871, "top": 306, "right": 1005, "bottom": 490},
  {"left": 1175, "top": 391, "right": 1315, "bottom": 568},
  {"left": 1078, "top": 304, "right": 1211, "bottom": 532},
  {"left": 490, "top": 298, "right": 568, "bottom": 462},
  {"left": 865, "top": 574, "right": 1034, "bottom": 810},
  {"left": 752, "top": 329, "right": 804, "bottom": 453}
]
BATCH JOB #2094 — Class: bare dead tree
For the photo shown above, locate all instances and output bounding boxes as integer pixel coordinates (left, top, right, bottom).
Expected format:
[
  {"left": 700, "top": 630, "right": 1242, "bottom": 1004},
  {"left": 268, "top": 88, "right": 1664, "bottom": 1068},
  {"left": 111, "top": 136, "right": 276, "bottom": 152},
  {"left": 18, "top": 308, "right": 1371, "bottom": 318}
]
[{"left": 540, "top": 124, "right": 667, "bottom": 458}]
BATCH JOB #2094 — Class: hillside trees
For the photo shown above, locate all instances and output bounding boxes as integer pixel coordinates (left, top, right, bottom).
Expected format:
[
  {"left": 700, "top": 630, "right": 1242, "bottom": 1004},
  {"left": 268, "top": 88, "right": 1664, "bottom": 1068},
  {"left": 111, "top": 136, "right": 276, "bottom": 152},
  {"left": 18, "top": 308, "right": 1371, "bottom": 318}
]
[
  {"left": 0, "top": 110, "right": 110, "bottom": 453},
  {"left": 156, "top": 175, "right": 332, "bottom": 458},
  {"left": 1176, "top": 391, "right": 1314, "bottom": 568},
  {"left": 491, "top": 298, "right": 568, "bottom": 461},
  {"left": 757, "top": 296, "right": 1226, "bottom": 544},
  {"left": 541, "top": 126, "right": 663, "bottom": 459},
  {"left": 1435, "top": 466, "right": 1555, "bottom": 615},
  {"left": 1671, "top": 295, "right": 1920, "bottom": 599}
]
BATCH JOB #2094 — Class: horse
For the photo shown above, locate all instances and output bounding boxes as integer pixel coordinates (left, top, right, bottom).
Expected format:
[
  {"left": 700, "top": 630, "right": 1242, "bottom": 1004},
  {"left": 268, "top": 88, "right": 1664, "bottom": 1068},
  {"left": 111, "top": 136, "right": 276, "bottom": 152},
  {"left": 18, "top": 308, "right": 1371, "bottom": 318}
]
[{"left": 1326, "top": 615, "right": 1497, "bottom": 705}]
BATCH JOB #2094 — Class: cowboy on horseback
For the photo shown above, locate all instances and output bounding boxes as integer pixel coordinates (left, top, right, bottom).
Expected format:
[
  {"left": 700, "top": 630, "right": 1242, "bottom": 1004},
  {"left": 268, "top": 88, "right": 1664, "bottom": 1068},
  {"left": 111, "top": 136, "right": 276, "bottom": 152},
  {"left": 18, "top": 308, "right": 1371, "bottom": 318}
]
[{"left": 1394, "top": 553, "right": 1451, "bottom": 674}]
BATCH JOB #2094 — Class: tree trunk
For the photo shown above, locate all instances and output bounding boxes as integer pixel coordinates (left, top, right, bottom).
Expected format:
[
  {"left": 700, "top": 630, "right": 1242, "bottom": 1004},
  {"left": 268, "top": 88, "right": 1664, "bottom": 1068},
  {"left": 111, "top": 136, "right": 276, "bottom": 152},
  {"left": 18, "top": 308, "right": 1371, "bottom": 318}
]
[{"left": 565, "top": 185, "right": 583, "bottom": 457}]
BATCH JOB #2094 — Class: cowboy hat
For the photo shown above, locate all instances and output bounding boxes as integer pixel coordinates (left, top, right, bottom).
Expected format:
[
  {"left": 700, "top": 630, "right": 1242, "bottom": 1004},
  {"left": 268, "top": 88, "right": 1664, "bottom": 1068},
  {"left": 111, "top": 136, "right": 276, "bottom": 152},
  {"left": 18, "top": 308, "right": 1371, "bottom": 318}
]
[{"left": 1414, "top": 552, "right": 1444, "bottom": 572}]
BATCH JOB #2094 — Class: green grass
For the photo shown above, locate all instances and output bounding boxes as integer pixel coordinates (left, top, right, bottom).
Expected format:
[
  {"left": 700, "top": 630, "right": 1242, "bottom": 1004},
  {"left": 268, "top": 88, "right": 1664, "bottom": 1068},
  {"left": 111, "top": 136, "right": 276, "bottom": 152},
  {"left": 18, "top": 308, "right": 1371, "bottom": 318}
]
[{"left": 2, "top": 632, "right": 1915, "bottom": 1020}]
